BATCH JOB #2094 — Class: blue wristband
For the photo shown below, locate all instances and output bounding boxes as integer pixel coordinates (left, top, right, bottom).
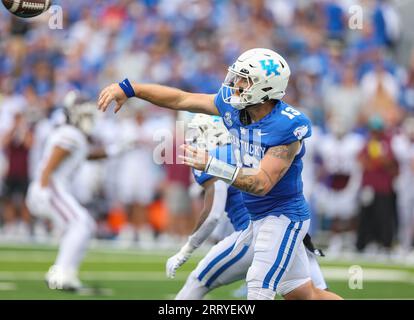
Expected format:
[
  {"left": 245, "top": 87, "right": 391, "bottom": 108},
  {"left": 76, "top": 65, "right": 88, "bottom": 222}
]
[{"left": 118, "top": 78, "right": 136, "bottom": 98}]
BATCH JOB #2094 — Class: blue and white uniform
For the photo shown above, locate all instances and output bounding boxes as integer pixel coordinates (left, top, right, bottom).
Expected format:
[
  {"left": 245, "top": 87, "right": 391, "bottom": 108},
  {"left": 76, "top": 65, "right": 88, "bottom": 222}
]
[
  {"left": 214, "top": 88, "right": 314, "bottom": 298},
  {"left": 176, "top": 145, "right": 327, "bottom": 300},
  {"left": 193, "top": 151, "right": 249, "bottom": 233},
  {"left": 176, "top": 145, "right": 253, "bottom": 299}
]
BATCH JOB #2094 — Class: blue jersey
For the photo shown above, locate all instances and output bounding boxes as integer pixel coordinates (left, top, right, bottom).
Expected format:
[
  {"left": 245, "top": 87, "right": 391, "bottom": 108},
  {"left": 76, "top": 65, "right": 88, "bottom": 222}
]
[
  {"left": 214, "top": 87, "right": 312, "bottom": 222},
  {"left": 192, "top": 145, "right": 250, "bottom": 232}
]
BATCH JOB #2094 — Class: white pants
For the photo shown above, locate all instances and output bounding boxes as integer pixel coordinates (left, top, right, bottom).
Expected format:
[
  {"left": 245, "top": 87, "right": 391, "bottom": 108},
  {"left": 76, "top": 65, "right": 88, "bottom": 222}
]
[
  {"left": 177, "top": 215, "right": 322, "bottom": 300},
  {"left": 307, "top": 250, "right": 327, "bottom": 290},
  {"left": 27, "top": 180, "right": 96, "bottom": 273},
  {"left": 246, "top": 215, "right": 311, "bottom": 298}
]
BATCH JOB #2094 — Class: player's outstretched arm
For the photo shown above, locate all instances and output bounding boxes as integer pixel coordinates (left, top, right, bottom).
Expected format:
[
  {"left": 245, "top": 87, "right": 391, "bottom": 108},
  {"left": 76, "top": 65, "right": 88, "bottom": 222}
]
[
  {"left": 181, "top": 141, "right": 301, "bottom": 196},
  {"left": 98, "top": 81, "right": 219, "bottom": 115}
]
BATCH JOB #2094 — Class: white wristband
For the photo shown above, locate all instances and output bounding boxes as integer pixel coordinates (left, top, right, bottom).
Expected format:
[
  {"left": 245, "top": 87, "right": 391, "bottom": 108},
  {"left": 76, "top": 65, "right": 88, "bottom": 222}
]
[{"left": 205, "top": 156, "right": 240, "bottom": 184}]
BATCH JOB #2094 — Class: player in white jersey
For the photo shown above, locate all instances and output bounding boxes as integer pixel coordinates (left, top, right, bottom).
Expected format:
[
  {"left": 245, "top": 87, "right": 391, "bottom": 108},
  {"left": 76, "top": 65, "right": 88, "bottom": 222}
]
[
  {"left": 391, "top": 117, "right": 414, "bottom": 254},
  {"left": 314, "top": 117, "right": 364, "bottom": 255},
  {"left": 26, "top": 91, "right": 134, "bottom": 291}
]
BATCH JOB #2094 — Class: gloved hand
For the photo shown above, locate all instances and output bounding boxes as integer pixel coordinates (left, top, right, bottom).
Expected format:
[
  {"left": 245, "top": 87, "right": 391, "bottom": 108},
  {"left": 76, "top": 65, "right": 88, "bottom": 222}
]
[
  {"left": 26, "top": 182, "right": 52, "bottom": 219},
  {"left": 166, "top": 242, "right": 196, "bottom": 279}
]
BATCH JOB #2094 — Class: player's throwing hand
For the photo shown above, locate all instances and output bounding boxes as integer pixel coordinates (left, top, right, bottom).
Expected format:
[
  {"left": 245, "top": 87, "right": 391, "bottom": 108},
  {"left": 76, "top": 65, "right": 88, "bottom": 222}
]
[
  {"left": 98, "top": 83, "right": 128, "bottom": 113},
  {"left": 179, "top": 144, "right": 209, "bottom": 171}
]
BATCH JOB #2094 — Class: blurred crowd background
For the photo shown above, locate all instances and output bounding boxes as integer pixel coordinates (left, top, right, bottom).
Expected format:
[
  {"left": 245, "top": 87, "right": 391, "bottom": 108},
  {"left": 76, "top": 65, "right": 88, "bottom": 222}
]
[{"left": 1, "top": 0, "right": 414, "bottom": 260}]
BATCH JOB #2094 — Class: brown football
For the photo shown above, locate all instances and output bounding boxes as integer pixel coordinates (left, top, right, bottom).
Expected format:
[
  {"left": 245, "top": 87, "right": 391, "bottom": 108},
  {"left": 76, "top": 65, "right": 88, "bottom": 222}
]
[{"left": 2, "top": 0, "right": 52, "bottom": 18}]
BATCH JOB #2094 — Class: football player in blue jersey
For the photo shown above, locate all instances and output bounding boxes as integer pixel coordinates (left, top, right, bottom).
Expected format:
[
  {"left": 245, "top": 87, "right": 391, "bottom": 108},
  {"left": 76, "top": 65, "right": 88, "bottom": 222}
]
[
  {"left": 166, "top": 114, "right": 329, "bottom": 300},
  {"left": 98, "top": 48, "right": 342, "bottom": 300}
]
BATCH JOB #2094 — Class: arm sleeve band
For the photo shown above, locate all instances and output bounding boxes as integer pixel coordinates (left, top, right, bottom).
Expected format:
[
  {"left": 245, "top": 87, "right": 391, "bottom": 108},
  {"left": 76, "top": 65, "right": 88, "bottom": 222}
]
[
  {"left": 205, "top": 156, "right": 240, "bottom": 184},
  {"left": 118, "top": 78, "right": 136, "bottom": 98}
]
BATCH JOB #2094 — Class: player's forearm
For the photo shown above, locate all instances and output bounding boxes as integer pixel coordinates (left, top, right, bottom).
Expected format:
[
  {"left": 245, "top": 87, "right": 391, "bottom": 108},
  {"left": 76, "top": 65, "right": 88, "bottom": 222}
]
[
  {"left": 231, "top": 142, "right": 298, "bottom": 195},
  {"left": 131, "top": 83, "right": 217, "bottom": 114},
  {"left": 131, "top": 83, "right": 188, "bottom": 111},
  {"left": 40, "top": 169, "right": 51, "bottom": 188},
  {"left": 230, "top": 168, "right": 277, "bottom": 196}
]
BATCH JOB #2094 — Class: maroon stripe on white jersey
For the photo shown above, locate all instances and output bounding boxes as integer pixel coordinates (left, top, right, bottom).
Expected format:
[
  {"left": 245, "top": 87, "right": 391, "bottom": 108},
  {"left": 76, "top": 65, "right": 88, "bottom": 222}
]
[
  {"left": 50, "top": 182, "right": 79, "bottom": 220},
  {"left": 50, "top": 197, "right": 69, "bottom": 223}
]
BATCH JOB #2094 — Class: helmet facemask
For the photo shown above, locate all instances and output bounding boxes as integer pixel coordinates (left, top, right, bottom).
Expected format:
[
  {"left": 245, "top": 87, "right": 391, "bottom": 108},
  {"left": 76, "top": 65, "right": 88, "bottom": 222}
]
[{"left": 222, "top": 68, "right": 260, "bottom": 110}]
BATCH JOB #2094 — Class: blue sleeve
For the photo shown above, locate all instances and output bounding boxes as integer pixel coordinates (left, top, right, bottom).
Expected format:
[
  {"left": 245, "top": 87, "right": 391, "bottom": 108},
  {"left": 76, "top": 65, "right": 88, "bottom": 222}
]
[
  {"left": 267, "top": 113, "right": 313, "bottom": 147},
  {"left": 192, "top": 169, "right": 213, "bottom": 185}
]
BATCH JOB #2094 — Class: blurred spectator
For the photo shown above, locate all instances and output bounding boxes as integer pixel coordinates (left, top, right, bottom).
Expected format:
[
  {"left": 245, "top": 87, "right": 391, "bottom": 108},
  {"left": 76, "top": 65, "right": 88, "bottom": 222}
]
[
  {"left": 0, "top": 112, "right": 33, "bottom": 239},
  {"left": 163, "top": 111, "right": 193, "bottom": 238},
  {"left": 360, "top": 61, "right": 403, "bottom": 129},
  {"left": 401, "top": 49, "right": 414, "bottom": 113},
  {"left": 372, "top": 0, "right": 401, "bottom": 49},
  {"left": 0, "top": 0, "right": 412, "bottom": 253},
  {"left": 115, "top": 105, "right": 164, "bottom": 242},
  {"left": 323, "top": 61, "right": 364, "bottom": 131},
  {"left": 314, "top": 117, "right": 364, "bottom": 256},
  {"left": 356, "top": 115, "right": 399, "bottom": 253}
]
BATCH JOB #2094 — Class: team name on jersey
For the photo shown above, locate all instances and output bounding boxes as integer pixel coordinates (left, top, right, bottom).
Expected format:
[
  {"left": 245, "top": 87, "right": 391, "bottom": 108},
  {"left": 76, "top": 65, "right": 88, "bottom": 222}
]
[{"left": 228, "top": 129, "right": 267, "bottom": 168}]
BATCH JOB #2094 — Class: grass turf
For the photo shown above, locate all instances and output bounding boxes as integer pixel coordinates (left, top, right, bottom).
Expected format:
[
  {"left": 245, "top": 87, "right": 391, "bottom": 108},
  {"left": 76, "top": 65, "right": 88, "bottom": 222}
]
[{"left": 0, "top": 244, "right": 413, "bottom": 300}]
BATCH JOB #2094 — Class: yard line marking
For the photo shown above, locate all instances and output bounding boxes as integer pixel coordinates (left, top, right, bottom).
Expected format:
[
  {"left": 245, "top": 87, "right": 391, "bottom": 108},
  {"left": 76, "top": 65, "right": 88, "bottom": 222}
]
[
  {"left": 321, "top": 267, "right": 414, "bottom": 282},
  {"left": 77, "top": 287, "right": 114, "bottom": 296},
  {"left": 0, "top": 268, "right": 413, "bottom": 283},
  {"left": 0, "top": 282, "right": 16, "bottom": 291},
  {"left": 0, "top": 254, "right": 174, "bottom": 264},
  {"left": 0, "top": 271, "right": 189, "bottom": 281}
]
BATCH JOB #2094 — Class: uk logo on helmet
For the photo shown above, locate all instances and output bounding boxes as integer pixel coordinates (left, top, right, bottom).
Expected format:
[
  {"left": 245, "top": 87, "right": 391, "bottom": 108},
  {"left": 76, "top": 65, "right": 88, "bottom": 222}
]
[{"left": 259, "top": 59, "right": 280, "bottom": 76}]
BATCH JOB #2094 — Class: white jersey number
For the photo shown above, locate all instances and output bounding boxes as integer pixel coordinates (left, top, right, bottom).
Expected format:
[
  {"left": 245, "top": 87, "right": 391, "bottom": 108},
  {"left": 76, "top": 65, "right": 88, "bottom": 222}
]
[{"left": 281, "top": 107, "right": 301, "bottom": 120}]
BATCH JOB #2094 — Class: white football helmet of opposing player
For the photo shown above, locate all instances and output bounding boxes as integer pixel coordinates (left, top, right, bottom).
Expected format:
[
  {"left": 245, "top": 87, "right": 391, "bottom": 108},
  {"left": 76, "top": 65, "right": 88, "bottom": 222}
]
[
  {"left": 186, "top": 114, "right": 230, "bottom": 150},
  {"left": 63, "top": 91, "right": 98, "bottom": 136},
  {"left": 222, "top": 48, "right": 291, "bottom": 110}
]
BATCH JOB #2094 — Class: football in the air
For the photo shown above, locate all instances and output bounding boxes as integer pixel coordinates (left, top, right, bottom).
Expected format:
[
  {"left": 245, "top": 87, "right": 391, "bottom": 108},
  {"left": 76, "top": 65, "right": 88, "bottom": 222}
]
[{"left": 1, "top": 0, "right": 51, "bottom": 18}]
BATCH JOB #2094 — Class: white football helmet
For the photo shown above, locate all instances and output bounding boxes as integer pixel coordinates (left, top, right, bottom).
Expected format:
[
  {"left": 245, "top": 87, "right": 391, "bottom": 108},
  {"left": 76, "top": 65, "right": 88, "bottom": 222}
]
[
  {"left": 63, "top": 91, "right": 98, "bottom": 136},
  {"left": 186, "top": 114, "right": 230, "bottom": 150},
  {"left": 222, "top": 48, "right": 291, "bottom": 110}
]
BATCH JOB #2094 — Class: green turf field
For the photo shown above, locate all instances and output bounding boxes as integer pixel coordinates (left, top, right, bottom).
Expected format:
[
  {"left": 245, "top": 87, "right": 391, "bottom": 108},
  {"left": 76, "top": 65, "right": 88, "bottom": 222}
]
[{"left": 0, "top": 243, "right": 413, "bottom": 300}]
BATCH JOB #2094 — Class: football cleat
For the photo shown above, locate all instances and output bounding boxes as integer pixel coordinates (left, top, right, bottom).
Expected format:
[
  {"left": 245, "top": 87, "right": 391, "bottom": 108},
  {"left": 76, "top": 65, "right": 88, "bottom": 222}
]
[{"left": 45, "top": 265, "right": 83, "bottom": 291}]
